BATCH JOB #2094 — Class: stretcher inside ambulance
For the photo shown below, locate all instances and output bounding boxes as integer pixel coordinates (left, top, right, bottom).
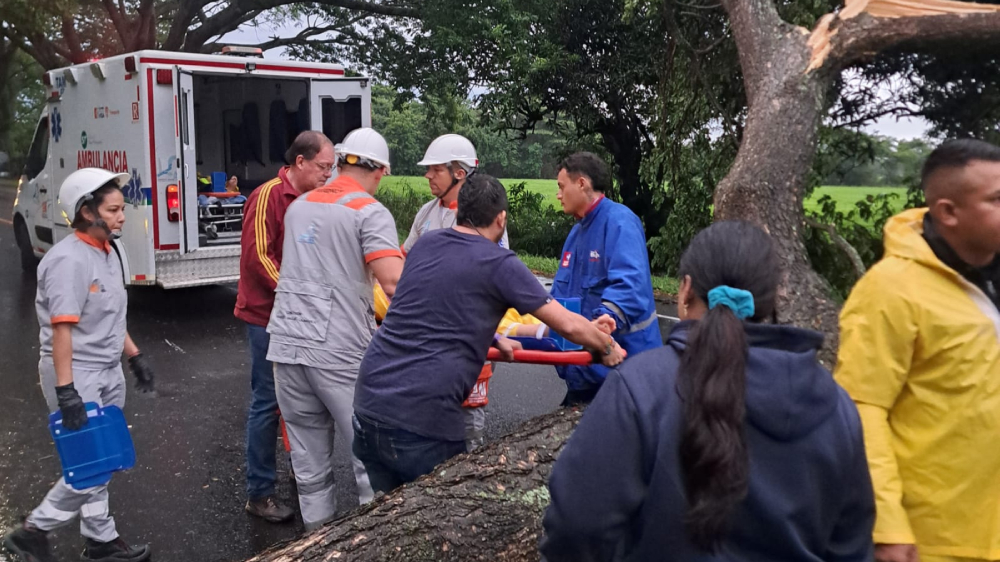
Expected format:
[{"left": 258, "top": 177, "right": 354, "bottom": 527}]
[{"left": 13, "top": 50, "right": 371, "bottom": 289}]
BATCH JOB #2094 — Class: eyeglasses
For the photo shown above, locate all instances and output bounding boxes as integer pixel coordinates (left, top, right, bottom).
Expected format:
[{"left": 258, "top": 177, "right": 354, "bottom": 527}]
[{"left": 312, "top": 161, "right": 334, "bottom": 173}]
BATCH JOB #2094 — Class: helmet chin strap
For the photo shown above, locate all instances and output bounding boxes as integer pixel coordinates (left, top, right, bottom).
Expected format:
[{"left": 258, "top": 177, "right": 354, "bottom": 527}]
[
  {"left": 437, "top": 164, "right": 472, "bottom": 201},
  {"left": 437, "top": 174, "right": 460, "bottom": 201},
  {"left": 92, "top": 218, "right": 122, "bottom": 240}
]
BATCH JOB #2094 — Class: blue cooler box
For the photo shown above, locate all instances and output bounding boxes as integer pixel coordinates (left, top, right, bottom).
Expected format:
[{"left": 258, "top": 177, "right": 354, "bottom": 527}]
[
  {"left": 210, "top": 172, "right": 228, "bottom": 193},
  {"left": 48, "top": 403, "right": 136, "bottom": 490}
]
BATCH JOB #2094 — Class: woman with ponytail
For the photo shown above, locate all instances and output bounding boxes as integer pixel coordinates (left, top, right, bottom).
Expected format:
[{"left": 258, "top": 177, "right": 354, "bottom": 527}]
[{"left": 541, "top": 221, "right": 874, "bottom": 562}]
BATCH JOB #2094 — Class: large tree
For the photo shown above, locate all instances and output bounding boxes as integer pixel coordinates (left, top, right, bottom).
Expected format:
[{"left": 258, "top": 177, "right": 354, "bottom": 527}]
[{"left": 0, "top": 0, "right": 418, "bottom": 70}]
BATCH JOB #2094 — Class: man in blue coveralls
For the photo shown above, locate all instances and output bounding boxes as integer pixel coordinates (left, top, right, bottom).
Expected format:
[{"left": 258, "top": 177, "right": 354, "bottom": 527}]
[{"left": 549, "top": 152, "right": 661, "bottom": 405}]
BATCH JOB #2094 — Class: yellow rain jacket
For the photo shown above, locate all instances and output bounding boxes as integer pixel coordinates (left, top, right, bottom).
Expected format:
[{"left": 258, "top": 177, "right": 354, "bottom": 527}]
[{"left": 835, "top": 208, "right": 1000, "bottom": 559}]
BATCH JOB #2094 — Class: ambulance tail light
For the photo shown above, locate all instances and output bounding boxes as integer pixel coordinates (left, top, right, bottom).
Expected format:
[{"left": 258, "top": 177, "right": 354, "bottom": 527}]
[{"left": 166, "top": 184, "right": 180, "bottom": 221}]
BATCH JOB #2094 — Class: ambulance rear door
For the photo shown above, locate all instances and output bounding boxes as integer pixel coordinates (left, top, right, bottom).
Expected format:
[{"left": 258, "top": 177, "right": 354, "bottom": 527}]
[
  {"left": 174, "top": 68, "right": 198, "bottom": 253},
  {"left": 309, "top": 78, "right": 370, "bottom": 144}
]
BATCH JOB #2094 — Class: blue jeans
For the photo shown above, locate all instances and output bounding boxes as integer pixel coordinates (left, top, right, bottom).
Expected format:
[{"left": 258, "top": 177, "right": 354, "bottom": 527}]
[
  {"left": 245, "top": 323, "right": 279, "bottom": 501},
  {"left": 351, "top": 412, "right": 466, "bottom": 495}
]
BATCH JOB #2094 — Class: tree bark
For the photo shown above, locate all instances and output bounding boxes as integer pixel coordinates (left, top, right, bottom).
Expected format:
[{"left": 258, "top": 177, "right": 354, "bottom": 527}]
[
  {"left": 714, "top": 0, "right": 842, "bottom": 363},
  {"left": 246, "top": 408, "right": 584, "bottom": 562}
]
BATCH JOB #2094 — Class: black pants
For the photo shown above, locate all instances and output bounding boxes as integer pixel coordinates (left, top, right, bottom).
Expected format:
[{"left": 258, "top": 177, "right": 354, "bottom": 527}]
[{"left": 561, "top": 386, "right": 600, "bottom": 407}]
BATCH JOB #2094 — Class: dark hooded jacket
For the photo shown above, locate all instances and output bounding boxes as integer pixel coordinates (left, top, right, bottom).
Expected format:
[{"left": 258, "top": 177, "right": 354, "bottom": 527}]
[{"left": 540, "top": 321, "right": 874, "bottom": 562}]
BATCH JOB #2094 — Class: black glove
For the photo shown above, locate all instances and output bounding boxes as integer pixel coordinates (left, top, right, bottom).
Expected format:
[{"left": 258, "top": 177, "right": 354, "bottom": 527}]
[
  {"left": 128, "top": 353, "right": 155, "bottom": 394},
  {"left": 55, "top": 383, "right": 89, "bottom": 431}
]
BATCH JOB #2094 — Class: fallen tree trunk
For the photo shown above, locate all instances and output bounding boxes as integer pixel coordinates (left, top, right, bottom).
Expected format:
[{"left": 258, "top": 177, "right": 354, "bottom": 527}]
[{"left": 246, "top": 408, "right": 584, "bottom": 562}]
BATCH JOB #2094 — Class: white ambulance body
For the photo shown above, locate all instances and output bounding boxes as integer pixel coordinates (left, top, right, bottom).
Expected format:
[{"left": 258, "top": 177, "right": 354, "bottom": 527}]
[{"left": 12, "top": 50, "right": 370, "bottom": 288}]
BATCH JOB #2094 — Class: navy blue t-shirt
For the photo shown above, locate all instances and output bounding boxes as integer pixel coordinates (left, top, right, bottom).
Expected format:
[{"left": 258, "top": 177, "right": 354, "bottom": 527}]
[{"left": 355, "top": 228, "right": 552, "bottom": 441}]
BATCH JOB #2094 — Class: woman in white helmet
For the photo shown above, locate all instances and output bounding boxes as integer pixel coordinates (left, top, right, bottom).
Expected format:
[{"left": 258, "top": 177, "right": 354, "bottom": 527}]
[{"left": 4, "top": 168, "right": 154, "bottom": 562}]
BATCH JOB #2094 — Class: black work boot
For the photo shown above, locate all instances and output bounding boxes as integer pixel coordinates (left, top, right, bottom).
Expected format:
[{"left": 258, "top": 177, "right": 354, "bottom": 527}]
[
  {"left": 80, "top": 537, "right": 150, "bottom": 562},
  {"left": 3, "top": 521, "right": 57, "bottom": 562},
  {"left": 245, "top": 495, "right": 294, "bottom": 523}
]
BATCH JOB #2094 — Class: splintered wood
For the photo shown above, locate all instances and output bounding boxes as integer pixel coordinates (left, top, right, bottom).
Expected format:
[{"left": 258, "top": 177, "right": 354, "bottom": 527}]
[
  {"left": 807, "top": 0, "right": 1000, "bottom": 71},
  {"left": 844, "top": 0, "right": 1000, "bottom": 18}
]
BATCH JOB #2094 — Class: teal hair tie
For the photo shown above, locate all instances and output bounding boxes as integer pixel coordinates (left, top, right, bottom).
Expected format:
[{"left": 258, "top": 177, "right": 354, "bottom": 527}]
[{"left": 707, "top": 286, "right": 755, "bottom": 319}]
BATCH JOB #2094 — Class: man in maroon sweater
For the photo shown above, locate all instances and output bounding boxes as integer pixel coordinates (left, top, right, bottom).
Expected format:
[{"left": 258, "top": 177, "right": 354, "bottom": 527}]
[{"left": 235, "top": 131, "right": 334, "bottom": 522}]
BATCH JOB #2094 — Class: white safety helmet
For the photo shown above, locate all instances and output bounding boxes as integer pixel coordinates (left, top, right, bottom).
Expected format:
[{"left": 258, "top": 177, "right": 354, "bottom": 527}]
[
  {"left": 57, "top": 167, "right": 130, "bottom": 225},
  {"left": 417, "top": 134, "right": 478, "bottom": 171},
  {"left": 335, "top": 128, "right": 391, "bottom": 174}
]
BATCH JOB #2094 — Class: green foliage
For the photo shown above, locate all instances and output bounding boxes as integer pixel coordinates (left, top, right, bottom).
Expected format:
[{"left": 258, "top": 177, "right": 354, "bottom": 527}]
[
  {"left": 335, "top": 0, "right": 674, "bottom": 238},
  {"left": 804, "top": 181, "right": 925, "bottom": 299},
  {"left": 0, "top": 48, "right": 45, "bottom": 171},
  {"left": 519, "top": 252, "right": 679, "bottom": 295},
  {"left": 518, "top": 254, "right": 560, "bottom": 275},
  {"left": 804, "top": 192, "right": 897, "bottom": 299},
  {"left": 369, "top": 85, "right": 575, "bottom": 179},
  {"left": 371, "top": 85, "right": 428, "bottom": 179},
  {"left": 805, "top": 123, "right": 932, "bottom": 297},
  {"left": 505, "top": 181, "right": 576, "bottom": 257},
  {"left": 375, "top": 180, "right": 427, "bottom": 244},
  {"left": 815, "top": 129, "right": 934, "bottom": 188}
]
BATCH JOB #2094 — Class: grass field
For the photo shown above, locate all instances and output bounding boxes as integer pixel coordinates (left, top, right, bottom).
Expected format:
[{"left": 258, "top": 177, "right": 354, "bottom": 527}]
[
  {"left": 804, "top": 185, "right": 908, "bottom": 216},
  {"left": 382, "top": 176, "right": 908, "bottom": 217}
]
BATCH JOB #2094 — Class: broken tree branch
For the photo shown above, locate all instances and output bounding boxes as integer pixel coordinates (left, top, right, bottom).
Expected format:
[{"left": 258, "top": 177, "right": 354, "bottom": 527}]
[
  {"left": 805, "top": 217, "right": 868, "bottom": 281},
  {"left": 808, "top": 0, "right": 1000, "bottom": 73}
]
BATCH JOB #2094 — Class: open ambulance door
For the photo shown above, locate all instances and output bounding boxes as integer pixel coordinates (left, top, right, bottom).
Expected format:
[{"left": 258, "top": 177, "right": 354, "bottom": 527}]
[
  {"left": 309, "top": 78, "right": 370, "bottom": 144},
  {"left": 174, "top": 69, "right": 198, "bottom": 253}
]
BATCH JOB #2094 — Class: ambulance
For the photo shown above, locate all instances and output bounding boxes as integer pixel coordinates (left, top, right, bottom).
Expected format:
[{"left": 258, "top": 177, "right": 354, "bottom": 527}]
[{"left": 12, "top": 48, "right": 371, "bottom": 288}]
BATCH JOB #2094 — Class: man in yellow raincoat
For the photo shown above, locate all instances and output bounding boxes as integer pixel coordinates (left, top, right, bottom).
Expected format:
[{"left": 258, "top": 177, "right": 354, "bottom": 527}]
[{"left": 835, "top": 139, "right": 1000, "bottom": 562}]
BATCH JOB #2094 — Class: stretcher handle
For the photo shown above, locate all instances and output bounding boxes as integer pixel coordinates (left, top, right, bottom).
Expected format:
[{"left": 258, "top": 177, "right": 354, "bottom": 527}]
[{"left": 486, "top": 347, "right": 627, "bottom": 366}]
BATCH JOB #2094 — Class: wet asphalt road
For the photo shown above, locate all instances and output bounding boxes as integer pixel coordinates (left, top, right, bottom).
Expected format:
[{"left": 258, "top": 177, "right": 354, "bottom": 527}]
[{"left": 0, "top": 183, "right": 676, "bottom": 562}]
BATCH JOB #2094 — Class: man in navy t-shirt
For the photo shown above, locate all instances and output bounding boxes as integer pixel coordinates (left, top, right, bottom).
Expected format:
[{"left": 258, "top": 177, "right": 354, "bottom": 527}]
[{"left": 353, "top": 173, "right": 625, "bottom": 494}]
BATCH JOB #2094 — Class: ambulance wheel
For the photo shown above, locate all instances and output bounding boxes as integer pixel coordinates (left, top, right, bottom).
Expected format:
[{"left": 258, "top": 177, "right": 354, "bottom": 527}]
[{"left": 13, "top": 215, "right": 38, "bottom": 271}]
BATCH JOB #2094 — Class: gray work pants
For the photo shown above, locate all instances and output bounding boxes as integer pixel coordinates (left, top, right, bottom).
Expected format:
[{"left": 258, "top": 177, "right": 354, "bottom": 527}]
[
  {"left": 28, "top": 359, "right": 126, "bottom": 543},
  {"left": 274, "top": 363, "right": 373, "bottom": 530}
]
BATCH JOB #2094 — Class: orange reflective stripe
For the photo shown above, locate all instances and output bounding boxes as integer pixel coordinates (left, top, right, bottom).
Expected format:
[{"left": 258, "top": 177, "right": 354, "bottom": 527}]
[
  {"left": 51, "top": 315, "right": 80, "bottom": 324},
  {"left": 344, "top": 197, "right": 377, "bottom": 210},
  {"left": 305, "top": 187, "right": 374, "bottom": 210},
  {"left": 365, "top": 249, "right": 403, "bottom": 263},
  {"left": 305, "top": 189, "right": 345, "bottom": 204}
]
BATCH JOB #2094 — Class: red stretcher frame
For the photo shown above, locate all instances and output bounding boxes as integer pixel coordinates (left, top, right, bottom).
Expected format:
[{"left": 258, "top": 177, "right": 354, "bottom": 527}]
[{"left": 486, "top": 348, "right": 627, "bottom": 366}]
